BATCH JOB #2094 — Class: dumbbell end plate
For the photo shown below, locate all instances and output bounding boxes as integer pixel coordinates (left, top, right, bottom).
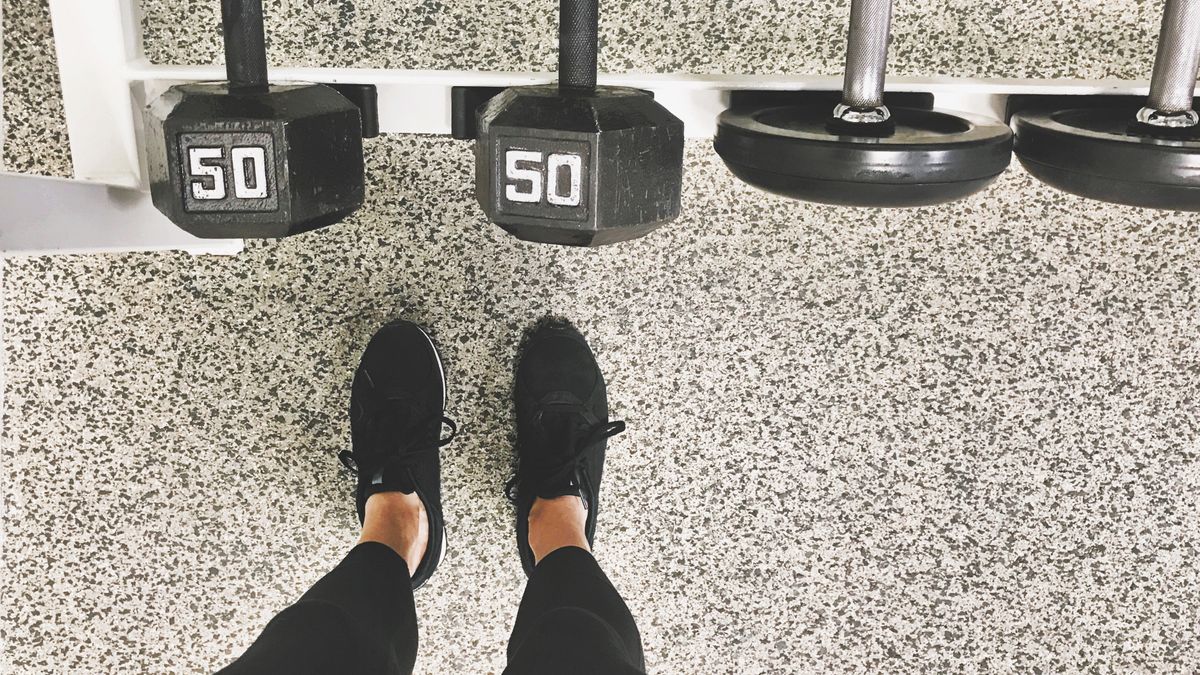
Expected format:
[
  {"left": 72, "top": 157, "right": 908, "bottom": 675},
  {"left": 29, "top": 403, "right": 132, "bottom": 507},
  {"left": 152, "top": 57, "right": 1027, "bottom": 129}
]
[
  {"left": 146, "top": 82, "right": 365, "bottom": 238},
  {"left": 474, "top": 85, "right": 684, "bottom": 246}
]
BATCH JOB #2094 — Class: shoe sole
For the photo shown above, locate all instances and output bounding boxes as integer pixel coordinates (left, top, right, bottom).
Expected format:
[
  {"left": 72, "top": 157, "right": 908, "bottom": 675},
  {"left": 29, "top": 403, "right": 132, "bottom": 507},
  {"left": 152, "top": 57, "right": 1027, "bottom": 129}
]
[
  {"left": 413, "top": 324, "right": 447, "bottom": 409},
  {"left": 412, "top": 324, "right": 449, "bottom": 590}
]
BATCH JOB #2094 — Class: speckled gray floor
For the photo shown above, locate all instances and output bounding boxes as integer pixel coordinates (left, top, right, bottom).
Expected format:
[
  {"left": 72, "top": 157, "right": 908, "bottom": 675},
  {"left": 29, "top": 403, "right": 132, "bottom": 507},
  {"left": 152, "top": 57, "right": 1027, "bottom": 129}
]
[
  {"left": 4, "top": 138, "right": 1200, "bottom": 673},
  {"left": 2, "top": 0, "right": 71, "bottom": 176},
  {"left": 5, "top": 2, "right": 1200, "bottom": 675}
]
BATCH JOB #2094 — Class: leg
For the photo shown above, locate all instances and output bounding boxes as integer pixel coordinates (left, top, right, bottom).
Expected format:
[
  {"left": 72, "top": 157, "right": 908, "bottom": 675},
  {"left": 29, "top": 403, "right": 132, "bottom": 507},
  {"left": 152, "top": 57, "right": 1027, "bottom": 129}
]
[
  {"left": 217, "top": 539, "right": 418, "bottom": 675},
  {"left": 504, "top": 322, "right": 646, "bottom": 674},
  {"left": 217, "top": 321, "right": 455, "bottom": 674},
  {"left": 505, "top": 543, "right": 644, "bottom": 674}
]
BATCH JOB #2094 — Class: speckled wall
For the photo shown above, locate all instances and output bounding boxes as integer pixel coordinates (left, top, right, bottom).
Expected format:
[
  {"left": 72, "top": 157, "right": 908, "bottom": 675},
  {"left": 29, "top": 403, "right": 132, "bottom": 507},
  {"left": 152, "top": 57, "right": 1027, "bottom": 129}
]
[
  {"left": 3, "top": 1, "right": 1200, "bottom": 674},
  {"left": 140, "top": 0, "right": 1162, "bottom": 80}
]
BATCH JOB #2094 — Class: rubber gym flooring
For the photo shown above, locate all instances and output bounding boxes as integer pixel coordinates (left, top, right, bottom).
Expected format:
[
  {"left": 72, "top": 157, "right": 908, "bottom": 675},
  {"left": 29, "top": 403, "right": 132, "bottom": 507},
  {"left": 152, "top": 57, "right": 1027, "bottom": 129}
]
[{"left": 2, "top": 1, "right": 1198, "bottom": 672}]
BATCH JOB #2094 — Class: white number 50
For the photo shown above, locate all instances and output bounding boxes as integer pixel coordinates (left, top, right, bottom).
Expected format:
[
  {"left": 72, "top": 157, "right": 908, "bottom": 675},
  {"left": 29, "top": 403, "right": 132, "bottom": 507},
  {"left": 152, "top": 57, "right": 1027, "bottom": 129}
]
[
  {"left": 188, "top": 147, "right": 269, "bottom": 200},
  {"left": 504, "top": 150, "right": 582, "bottom": 207}
]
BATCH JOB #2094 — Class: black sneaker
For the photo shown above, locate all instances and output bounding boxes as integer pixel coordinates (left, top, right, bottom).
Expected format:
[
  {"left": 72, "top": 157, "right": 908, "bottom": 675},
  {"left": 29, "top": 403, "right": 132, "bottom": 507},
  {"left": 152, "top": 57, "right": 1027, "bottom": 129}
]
[
  {"left": 506, "top": 321, "right": 626, "bottom": 576},
  {"left": 339, "top": 320, "right": 456, "bottom": 590}
]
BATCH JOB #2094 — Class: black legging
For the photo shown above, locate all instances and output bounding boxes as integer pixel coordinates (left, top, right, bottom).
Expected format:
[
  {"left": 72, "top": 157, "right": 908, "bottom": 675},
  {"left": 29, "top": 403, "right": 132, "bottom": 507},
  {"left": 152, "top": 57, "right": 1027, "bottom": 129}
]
[{"left": 217, "top": 543, "right": 645, "bottom": 674}]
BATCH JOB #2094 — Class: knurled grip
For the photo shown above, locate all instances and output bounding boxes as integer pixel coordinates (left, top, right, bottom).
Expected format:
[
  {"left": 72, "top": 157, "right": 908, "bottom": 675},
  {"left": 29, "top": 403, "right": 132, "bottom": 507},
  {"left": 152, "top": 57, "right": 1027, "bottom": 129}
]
[
  {"left": 841, "top": 0, "right": 893, "bottom": 108},
  {"left": 222, "top": 0, "right": 269, "bottom": 91},
  {"left": 1147, "top": 0, "right": 1200, "bottom": 113},
  {"left": 559, "top": 0, "right": 599, "bottom": 90}
]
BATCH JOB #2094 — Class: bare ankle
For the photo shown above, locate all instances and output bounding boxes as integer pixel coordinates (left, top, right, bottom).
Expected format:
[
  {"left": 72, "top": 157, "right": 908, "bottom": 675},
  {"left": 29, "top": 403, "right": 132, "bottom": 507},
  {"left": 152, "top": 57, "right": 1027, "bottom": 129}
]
[
  {"left": 359, "top": 492, "right": 428, "bottom": 573},
  {"left": 527, "top": 495, "right": 589, "bottom": 564}
]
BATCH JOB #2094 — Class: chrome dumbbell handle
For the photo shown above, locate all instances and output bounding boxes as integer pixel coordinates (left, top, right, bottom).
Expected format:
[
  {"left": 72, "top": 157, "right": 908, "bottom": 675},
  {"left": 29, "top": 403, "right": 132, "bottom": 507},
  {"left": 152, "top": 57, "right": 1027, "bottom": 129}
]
[
  {"left": 837, "top": 0, "right": 893, "bottom": 123},
  {"left": 1140, "top": 0, "right": 1200, "bottom": 127}
]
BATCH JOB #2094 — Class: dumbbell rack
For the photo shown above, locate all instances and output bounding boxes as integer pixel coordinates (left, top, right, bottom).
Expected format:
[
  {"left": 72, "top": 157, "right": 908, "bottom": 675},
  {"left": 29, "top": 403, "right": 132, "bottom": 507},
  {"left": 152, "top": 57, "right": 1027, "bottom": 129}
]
[{"left": 0, "top": 0, "right": 1167, "bottom": 255}]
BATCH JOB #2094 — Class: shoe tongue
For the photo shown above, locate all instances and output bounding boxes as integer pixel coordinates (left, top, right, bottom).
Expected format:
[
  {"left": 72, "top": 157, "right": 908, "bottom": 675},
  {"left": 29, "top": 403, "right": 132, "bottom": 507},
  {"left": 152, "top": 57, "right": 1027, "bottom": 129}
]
[
  {"left": 533, "top": 410, "right": 587, "bottom": 500},
  {"left": 371, "top": 459, "right": 417, "bottom": 495},
  {"left": 368, "top": 406, "right": 422, "bottom": 496}
]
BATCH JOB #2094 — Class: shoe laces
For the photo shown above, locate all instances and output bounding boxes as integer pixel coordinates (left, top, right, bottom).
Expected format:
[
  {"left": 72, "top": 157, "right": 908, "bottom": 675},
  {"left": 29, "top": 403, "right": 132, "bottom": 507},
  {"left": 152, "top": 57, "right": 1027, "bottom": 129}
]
[
  {"left": 339, "top": 393, "right": 457, "bottom": 475},
  {"left": 505, "top": 402, "right": 625, "bottom": 503}
]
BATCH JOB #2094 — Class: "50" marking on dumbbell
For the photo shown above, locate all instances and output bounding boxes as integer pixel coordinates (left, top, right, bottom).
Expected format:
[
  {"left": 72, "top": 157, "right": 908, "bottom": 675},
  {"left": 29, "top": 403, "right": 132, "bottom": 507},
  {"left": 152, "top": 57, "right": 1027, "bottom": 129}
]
[
  {"left": 504, "top": 150, "right": 584, "bottom": 207},
  {"left": 187, "top": 145, "right": 270, "bottom": 198},
  {"left": 178, "top": 132, "right": 279, "bottom": 214},
  {"left": 188, "top": 147, "right": 270, "bottom": 200}
]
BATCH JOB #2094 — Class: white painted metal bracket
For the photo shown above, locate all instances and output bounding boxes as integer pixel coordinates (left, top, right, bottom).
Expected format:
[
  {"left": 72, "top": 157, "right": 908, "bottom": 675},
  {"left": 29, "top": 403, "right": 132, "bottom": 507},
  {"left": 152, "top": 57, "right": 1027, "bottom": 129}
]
[{"left": 0, "top": 172, "right": 243, "bottom": 255}]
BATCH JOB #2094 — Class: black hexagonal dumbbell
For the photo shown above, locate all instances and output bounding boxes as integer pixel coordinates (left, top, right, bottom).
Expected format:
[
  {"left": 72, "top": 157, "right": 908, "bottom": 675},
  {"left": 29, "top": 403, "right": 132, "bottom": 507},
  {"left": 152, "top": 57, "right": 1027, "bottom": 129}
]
[
  {"left": 474, "top": 0, "right": 685, "bottom": 247},
  {"left": 145, "top": 0, "right": 365, "bottom": 239}
]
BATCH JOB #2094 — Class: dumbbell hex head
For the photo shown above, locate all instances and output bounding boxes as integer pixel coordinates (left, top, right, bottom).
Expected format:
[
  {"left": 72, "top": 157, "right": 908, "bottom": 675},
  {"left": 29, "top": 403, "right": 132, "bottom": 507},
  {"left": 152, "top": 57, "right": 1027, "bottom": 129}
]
[
  {"left": 1012, "top": 106, "right": 1200, "bottom": 211},
  {"left": 475, "top": 84, "right": 684, "bottom": 247},
  {"left": 145, "top": 82, "right": 364, "bottom": 239},
  {"left": 715, "top": 104, "right": 1013, "bottom": 207}
]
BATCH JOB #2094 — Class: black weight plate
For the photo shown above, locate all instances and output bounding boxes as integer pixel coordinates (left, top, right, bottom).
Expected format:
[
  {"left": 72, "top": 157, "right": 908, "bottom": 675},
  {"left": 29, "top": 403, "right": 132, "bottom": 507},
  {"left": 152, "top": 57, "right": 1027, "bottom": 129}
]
[
  {"left": 714, "top": 104, "right": 1013, "bottom": 207},
  {"left": 1012, "top": 107, "right": 1200, "bottom": 211}
]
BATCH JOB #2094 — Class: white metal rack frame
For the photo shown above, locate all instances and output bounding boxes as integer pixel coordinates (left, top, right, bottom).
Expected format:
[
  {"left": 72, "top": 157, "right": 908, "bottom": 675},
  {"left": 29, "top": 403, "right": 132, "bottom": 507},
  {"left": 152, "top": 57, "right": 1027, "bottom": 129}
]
[{"left": 0, "top": 0, "right": 1166, "bottom": 255}]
